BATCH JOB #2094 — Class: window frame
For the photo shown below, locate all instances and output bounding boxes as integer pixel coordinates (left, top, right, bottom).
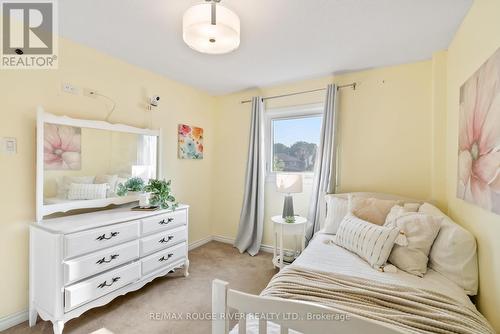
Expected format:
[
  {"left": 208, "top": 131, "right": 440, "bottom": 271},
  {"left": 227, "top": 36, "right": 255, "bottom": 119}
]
[{"left": 265, "top": 103, "right": 324, "bottom": 183}]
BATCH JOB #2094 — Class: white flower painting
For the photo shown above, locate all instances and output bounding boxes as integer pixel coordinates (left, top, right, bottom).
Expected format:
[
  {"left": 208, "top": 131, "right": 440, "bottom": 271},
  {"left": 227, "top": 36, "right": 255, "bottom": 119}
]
[
  {"left": 44, "top": 123, "right": 82, "bottom": 170},
  {"left": 457, "top": 47, "right": 500, "bottom": 214}
]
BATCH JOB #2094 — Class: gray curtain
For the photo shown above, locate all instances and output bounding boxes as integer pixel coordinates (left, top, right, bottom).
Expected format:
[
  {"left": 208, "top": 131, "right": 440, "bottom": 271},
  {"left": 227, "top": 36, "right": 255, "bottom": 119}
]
[
  {"left": 306, "top": 84, "right": 339, "bottom": 242},
  {"left": 234, "top": 97, "right": 265, "bottom": 256}
]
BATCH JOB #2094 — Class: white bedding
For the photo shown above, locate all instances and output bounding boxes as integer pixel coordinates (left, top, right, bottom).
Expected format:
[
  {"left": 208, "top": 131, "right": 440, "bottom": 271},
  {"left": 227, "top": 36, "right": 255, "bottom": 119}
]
[
  {"left": 295, "top": 233, "right": 474, "bottom": 309},
  {"left": 231, "top": 233, "right": 475, "bottom": 334}
]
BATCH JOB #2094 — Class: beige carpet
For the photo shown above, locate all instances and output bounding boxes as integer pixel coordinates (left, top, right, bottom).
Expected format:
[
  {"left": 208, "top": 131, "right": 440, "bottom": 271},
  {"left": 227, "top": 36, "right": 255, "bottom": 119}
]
[{"left": 6, "top": 241, "right": 276, "bottom": 334}]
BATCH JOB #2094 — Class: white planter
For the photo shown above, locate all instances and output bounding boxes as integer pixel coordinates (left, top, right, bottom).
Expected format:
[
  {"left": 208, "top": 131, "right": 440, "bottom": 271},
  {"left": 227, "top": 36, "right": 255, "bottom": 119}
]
[{"left": 138, "top": 192, "right": 151, "bottom": 208}]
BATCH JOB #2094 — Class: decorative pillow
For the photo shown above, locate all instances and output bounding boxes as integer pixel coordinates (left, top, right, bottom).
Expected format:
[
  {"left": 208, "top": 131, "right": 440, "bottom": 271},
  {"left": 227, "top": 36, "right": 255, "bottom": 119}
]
[
  {"left": 67, "top": 183, "right": 108, "bottom": 200},
  {"left": 323, "top": 197, "right": 348, "bottom": 234},
  {"left": 403, "top": 202, "right": 421, "bottom": 212},
  {"left": 56, "top": 176, "right": 95, "bottom": 199},
  {"left": 418, "top": 203, "right": 479, "bottom": 295},
  {"left": 334, "top": 213, "right": 400, "bottom": 270},
  {"left": 385, "top": 205, "right": 407, "bottom": 224},
  {"left": 384, "top": 204, "right": 425, "bottom": 224},
  {"left": 385, "top": 210, "right": 441, "bottom": 277},
  {"left": 348, "top": 195, "right": 399, "bottom": 225},
  {"left": 95, "top": 174, "right": 118, "bottom": 197}
]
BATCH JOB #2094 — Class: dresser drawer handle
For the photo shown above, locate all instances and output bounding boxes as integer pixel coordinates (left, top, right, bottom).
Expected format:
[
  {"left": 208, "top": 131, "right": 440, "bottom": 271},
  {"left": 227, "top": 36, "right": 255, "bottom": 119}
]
[
  {"left": 97, "top": 276, "right": 120, "bottom": 289},
  {"left": 159, "top": 217, "right": 174, "bottom": 225},
  {"left": 159, "top": 254, "right": 173, "bottom": 262},
  {"left": 96, "top": 232, "right": 120, "bottom": 241},
  {"left": 159, "top": 235, "right": 174, "bottom": 243},
  {"left": 96, "top": 254, "right": 120, "bottom": 265}
]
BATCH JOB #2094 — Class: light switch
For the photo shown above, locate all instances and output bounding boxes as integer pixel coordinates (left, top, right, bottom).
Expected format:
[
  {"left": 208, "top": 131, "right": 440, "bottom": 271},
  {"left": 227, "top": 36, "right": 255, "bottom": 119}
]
[{"left": 2, "top": 137, "right": 17, "bottom": 154}]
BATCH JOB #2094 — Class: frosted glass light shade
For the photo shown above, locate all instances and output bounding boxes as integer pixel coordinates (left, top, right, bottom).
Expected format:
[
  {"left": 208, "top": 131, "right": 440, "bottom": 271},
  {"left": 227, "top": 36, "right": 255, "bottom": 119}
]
[
  {"left": 183, "top": 3, "right": 240, "bottom": 55},
  {"left": 276, "top": 174, "right": 303, "bottom": 194}
]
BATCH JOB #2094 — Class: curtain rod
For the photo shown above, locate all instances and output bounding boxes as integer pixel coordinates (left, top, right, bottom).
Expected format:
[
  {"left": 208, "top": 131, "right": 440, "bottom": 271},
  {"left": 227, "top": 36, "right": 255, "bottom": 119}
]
[{"left": 240, "top": 82, "right": 356, "bottom": 104}]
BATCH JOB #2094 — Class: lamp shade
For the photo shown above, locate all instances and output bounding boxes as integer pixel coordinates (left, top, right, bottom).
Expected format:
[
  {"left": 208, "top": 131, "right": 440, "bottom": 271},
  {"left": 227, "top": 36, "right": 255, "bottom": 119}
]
[
  {"left": 276, "top": 174, "right": 303, "bottom": 194},
  {"left": 183, "top": 3, "right": 240, "bottom": 55}
]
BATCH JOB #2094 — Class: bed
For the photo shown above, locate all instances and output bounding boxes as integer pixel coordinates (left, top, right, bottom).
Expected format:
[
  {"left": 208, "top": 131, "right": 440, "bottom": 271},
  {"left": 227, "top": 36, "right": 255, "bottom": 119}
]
[{"left": 212, "top": 193, "right": 494, "bottom": 334}]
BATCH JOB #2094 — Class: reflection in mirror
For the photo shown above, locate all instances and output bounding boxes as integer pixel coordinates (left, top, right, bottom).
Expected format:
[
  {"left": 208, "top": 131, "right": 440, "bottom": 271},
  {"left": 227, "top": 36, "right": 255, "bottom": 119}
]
[{"left": 43, "top": 123, "right": 157, "bottom": 205}]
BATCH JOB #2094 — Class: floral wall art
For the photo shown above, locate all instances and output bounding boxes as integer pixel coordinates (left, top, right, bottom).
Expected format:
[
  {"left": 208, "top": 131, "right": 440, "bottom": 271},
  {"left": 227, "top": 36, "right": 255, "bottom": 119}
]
[
  {"left": 178, "top": 124, "right": 203, "bottom": 159},
  {"left": 457, "top": 47, "right": 500, "bottom": 215},
  {"left": 44, "top": 123, "right": 82, "bottom": 170}
]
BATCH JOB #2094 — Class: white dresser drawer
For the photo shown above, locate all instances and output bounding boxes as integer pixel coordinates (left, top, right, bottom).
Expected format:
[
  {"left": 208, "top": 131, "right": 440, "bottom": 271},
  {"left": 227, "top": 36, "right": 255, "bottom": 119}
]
[
  {"left": 64, "top": 262, "right": 141, "bottom": 312},
  {"left": 142, "top": 242, "right": 186, "bottom": 276},
  {"left": 141, "top": 210, "right": 187, "bottom": 236},
  {"left": 63, "top": 240, "right": 139, "bottom": 285},
  {"left": 140, "top": 225, "right": 187, "bottom": 256},
  {"left": 64, "top": 220, "right": 140, "bottom": 259}
]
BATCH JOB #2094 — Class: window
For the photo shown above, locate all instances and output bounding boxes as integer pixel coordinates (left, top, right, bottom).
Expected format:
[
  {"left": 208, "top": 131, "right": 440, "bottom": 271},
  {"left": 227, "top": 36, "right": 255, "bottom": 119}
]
[{"left": 266, "top": 104, "right": 323, "bottom": 176}]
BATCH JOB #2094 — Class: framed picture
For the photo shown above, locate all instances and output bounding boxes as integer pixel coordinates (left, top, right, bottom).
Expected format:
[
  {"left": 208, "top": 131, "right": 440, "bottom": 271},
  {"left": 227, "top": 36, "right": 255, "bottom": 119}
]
[
  {"left": 178, "top": 124, "right": 203, "bottom": 159},
  {"left": 457, "top": 47, "right": 500, "bottom": 214},
  {"left": 44, "top": 123, "right": 81, "bottom": 170}
]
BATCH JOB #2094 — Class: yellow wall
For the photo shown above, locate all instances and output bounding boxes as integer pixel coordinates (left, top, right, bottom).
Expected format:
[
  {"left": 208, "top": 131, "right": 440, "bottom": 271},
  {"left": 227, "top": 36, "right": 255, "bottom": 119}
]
[
  {"left": 430, "top": 51, "right": 448, "bottom": 210},
  {"left": 335, "top": 62, "right": 433, "bottom": 198},
  {"left": 212, "top": 61, "right": 434, "bottom": 246},
  {"left": 444, "top": 0, "right": 500, "bottom": 330},
  {"left": 0, "top": 38, "right": 216, "bottom": 318}
]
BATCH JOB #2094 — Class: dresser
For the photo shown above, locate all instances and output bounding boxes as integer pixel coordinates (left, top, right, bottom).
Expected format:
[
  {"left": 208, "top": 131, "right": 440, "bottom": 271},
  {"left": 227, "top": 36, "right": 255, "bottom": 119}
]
[{"left": 29, "top": 205, "right": 189, "bottom": 334}]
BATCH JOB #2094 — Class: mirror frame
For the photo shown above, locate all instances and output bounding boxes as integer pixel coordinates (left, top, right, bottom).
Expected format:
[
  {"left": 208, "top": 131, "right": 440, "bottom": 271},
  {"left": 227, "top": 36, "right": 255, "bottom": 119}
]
[{"left": 36, "top": 107, "right": 162, "bottom": 222}]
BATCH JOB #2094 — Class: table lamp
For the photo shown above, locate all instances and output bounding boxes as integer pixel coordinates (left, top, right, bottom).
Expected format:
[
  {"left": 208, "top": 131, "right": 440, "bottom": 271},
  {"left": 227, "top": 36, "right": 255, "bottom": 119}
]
[{"left": 276, "top": 173, "right": 303, "bottom": 218}]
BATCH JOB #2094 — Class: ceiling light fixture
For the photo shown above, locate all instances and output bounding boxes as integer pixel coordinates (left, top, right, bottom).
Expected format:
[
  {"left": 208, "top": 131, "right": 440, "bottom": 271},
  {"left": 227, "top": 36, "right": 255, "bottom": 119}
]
[{"left": 182, "top": 0, "right": 240, "bottom": 55}]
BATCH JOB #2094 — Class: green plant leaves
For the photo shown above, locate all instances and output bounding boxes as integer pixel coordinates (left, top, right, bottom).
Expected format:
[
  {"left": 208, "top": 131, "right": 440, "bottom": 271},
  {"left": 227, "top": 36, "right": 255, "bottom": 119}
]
[{"left": 144, "top": 179, "right": 178, "bottom": 210}]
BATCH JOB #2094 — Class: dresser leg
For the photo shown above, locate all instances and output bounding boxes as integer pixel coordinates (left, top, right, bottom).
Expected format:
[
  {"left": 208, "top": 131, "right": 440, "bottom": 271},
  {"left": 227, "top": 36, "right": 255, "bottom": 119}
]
[
  {"left": 53, "top": 320, "right": 64, "bottom": 334},
  {"left": 184, "top": 259, "right": 190, "bottom": 277},
  {"left": 28, "top": 306, "right": 38, "bottom": 327}
]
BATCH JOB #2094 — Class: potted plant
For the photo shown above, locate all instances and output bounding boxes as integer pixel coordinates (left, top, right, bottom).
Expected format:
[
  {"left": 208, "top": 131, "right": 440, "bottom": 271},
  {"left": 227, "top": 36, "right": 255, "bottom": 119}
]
[
  {"left": 116, "top": 177, "right": 145, "bottom": 196},
  {"left": 144, "top": 179, "right": 178, "bottom": 210}
]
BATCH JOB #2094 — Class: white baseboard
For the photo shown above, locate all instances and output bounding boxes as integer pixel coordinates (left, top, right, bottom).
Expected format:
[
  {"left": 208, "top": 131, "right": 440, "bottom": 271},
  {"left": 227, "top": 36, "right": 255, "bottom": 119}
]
[
  {"left": 0, "top": 310, "right": 28, "bottom": 331},
  {"left": 259, "top": 243, "right": 275, "bottom": 254},
  {"left": 1, "top": 235, "right": 276, "bottom": 331},
  {"left": 188, "top": 236, "right": 213, "bottom": 250},
  {"left": 211, "top": 234, "right": 235, "bottom": 245}
]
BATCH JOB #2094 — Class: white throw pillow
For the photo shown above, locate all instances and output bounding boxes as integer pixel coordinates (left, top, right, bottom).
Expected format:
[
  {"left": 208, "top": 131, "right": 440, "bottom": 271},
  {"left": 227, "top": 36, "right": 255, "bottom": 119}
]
[
  {"left": 334, "top": 213, "right": 400, "bottom": 270},
  {"left": 385, "top": 205, "right": 407, "bottom": 224},
  {"left": 385, "top": 209, "right": 441, "bottom": 277},
  {"left": 56, "top": 176, "right": 95, "bottom": 199},
  {"left": 67, "top": 183, "right": 108, "bottom": 200},
  {"left": 95, "top": 174, "right": 118, "bottom": 197},
  {"left": 418, "top": 203, "right": 479, "bottom": 295},
  {"left": 323, "top": 197, "right": 348, "bottom": 234},
  {"left": 384, "top": 204, "right": 425, "bottom": 224},
  {"left": 403, "top": 202, "right": 421, "bottom": 212}
]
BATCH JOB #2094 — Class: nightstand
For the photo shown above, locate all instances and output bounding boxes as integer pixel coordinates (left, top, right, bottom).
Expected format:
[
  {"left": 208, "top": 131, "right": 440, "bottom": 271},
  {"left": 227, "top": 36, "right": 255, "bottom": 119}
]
[{"left": 271, "top": 215, "right": 307, "bottom": 269}]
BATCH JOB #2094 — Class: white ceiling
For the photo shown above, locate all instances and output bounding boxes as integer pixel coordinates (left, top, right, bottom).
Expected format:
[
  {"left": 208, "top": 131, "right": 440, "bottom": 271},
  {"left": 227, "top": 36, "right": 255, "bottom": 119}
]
[{"left": 59, "top": 0, "right": 472, "bottom": 95}]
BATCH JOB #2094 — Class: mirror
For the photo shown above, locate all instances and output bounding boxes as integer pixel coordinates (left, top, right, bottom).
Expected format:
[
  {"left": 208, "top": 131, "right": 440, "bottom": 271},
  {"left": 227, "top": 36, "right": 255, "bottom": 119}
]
[{"left": 37, "top": 109, "right": 161, "bottom": 220}]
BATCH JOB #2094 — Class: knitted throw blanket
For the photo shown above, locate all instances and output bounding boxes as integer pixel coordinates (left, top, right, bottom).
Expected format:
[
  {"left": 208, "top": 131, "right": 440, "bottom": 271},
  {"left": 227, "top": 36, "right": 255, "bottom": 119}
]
[{"left": 260, "top": 266, "right": 494, "bottom": 334}]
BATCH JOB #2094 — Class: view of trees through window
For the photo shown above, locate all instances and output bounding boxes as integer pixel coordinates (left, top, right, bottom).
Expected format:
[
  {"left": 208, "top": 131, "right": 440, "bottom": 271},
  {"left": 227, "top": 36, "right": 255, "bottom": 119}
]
[{"left": 272, "top": 116, "right": 322, "bottom": 172}]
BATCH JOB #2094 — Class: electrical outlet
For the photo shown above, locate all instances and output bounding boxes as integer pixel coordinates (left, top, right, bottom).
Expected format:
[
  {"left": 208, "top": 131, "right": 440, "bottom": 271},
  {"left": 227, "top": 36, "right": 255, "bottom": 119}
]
[
  {"left": 83, "top": 88, "right": 97, "bottom": 97},
  {"left": 61, "top": 83, "right": 79, "bottom": 95}
]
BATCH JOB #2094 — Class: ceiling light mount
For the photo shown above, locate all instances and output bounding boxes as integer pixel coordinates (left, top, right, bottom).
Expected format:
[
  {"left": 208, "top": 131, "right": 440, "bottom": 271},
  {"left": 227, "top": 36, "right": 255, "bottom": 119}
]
[
  {"left": 183, "top": 0, "right": 240, "bottom": 55},
  {"left": 206, "top": 0, "right": 221, "bottom": 25}
]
